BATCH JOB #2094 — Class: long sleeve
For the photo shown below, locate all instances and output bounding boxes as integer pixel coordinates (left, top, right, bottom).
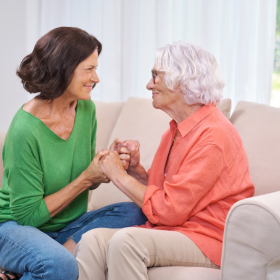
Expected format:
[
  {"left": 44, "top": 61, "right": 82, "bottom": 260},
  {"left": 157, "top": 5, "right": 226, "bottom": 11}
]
[
  {"left": 7, "top": 166, "right": 50, "bottom": 227},
  {"left": 142, "top": 144, "right": 225, "bottom": 226}
]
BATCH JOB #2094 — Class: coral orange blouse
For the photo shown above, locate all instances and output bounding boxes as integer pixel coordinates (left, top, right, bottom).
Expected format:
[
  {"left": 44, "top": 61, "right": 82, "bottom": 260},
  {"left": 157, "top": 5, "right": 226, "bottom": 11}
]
[{"left": 141, "top": 105, "right": 254, "bottom": 266}]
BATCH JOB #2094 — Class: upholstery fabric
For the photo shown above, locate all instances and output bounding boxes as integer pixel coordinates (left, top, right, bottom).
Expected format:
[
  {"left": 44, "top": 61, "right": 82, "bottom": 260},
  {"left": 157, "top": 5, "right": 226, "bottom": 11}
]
[
  {"left": 148, "top": 266, "right": 220, "bottom": 280},
  {"left": 230, "top": 101, "right": 280, "bottom": 196},
  {"left": 221, "top": 191, "right": 280, "bottom": 280}
]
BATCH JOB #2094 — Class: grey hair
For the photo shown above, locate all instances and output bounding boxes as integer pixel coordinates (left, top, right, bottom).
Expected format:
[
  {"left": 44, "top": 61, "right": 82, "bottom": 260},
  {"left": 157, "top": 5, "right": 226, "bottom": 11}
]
[{"left": 154, "top": 42, "right": 224, "bottom": 105}]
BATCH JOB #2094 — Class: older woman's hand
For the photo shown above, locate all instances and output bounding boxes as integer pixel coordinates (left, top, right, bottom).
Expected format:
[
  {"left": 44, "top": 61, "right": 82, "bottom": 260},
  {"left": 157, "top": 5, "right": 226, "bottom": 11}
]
[
  {"left": 98, "top": 150, "right": 127, "bottom": 182},
  {"left": 121, "top": 140, "right": 140, "bottom": 170},
  {"left": 84, "top": 149, "right": 111, "bottom": 189},
  {"left": 110, "top": 138, "right": 131, "bottom": 170}
]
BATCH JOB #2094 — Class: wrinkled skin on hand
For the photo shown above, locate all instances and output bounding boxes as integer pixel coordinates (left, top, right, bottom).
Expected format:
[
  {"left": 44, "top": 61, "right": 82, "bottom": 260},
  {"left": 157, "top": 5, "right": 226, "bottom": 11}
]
[
  {"left": 110, "top": 138, "right": 131, "bottom": 170},
  {"left": 98, "top": 150, "right": 126, "bottom": 181},
  {"left": 120, "top": 140, "right": 140, "bottom": 169}
]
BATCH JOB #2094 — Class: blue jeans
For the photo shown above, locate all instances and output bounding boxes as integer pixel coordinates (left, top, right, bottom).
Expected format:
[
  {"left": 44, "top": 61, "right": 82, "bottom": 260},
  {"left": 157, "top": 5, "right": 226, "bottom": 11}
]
[{"left": 0, "top": 202, "right": 147, "bottom": 280}]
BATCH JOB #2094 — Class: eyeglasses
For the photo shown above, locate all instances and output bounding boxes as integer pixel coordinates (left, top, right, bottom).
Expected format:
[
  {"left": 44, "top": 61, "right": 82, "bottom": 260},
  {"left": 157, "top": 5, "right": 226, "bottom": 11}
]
[
  {"left": 92, "top": 83, "right": 96, "bottom": 89},
  {"left": 151, "top": 70, "right": 158, "bottom": 84}
]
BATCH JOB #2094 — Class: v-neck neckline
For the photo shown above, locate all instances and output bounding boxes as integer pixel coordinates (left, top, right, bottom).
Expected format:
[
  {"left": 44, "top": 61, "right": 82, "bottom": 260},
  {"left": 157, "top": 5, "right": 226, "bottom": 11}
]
[{"left": 21, "top": 100, "right": 79, "bottom": 142}]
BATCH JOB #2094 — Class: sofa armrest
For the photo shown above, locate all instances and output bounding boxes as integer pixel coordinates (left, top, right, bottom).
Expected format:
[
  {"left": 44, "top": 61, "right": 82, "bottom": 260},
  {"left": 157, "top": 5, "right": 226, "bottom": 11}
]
[{"left": 221, "top": 191, "right": 280, "bottom": 280}]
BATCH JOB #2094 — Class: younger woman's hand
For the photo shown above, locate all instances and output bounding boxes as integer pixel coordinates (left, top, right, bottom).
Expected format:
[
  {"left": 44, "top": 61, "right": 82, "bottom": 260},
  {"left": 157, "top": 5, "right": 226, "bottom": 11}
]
[
  {"left": 84, "top": 149, "right": 110, "bottom": 188},
  {"left": 98, "top": 150, "right": 126, "bottom": 181}
]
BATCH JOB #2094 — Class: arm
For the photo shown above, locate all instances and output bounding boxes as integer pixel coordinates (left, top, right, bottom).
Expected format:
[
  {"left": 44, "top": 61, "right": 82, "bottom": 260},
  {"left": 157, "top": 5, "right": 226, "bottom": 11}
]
[
  {"left": 221, "top": 191, "right": 280, "bottom": 280},
  {"left": 98, "top": 150, "right": 147, "bottom": 207},
  {"left": 44, "top": 150, "right": 109, "bottom": 218},
  {"left": 8, "top": 150, "right": 110, "bottom": 226}
]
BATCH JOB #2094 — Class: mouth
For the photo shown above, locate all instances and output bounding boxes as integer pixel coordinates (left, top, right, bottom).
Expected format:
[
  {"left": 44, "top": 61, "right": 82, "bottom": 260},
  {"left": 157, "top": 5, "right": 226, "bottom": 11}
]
[
  {"left": 84, "top": 85, "right": 93, "bottom": 90},
  {"left": 152, "top": 92, "right": 159, "bottom": 98}
]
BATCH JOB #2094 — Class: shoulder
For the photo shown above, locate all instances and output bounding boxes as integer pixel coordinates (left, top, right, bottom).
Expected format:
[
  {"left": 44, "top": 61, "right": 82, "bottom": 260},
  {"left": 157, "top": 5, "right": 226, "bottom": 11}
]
[
  {"left": 194, "top": 107, "right": 243, "bottom": 156},
  {"left": 78, "top": 99, "right": 96, "bottom": 113}
]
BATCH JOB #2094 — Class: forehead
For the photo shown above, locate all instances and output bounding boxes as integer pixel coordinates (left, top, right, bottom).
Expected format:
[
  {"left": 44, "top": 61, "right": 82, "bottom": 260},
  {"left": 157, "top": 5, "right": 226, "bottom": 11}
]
[{"left": 81, "top": 49, "right": 99, "bottom": 65}]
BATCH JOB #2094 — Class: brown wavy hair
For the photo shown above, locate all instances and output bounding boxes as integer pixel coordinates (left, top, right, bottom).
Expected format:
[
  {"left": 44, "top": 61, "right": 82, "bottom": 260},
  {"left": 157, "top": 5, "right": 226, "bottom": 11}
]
[{"left": 16, "top": 27, "right": 102, "bottom": 100}]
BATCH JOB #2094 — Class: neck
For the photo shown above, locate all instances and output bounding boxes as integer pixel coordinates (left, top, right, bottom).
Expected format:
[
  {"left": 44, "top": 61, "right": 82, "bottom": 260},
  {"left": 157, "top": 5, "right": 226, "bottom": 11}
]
[
  {"left": 42, "top": 95, "right": 78, "bottom": 118},
  {"left": 165, "top": 103, "right": 204, "bottom": 123}
]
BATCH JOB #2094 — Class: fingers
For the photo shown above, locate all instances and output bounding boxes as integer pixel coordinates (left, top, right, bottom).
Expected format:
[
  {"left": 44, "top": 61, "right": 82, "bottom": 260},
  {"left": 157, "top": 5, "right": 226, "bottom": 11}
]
[
  {"left": 122, "top": 140, "right": 140, "bottom": 152},
  {"left": 121, "top": 159, "right": 129, "bottom": 170},
  {"left": 95, "top": 149, "right": 110, "bottom": 161},
  {"left": 109, "top": 138, "right": 122, "bottom": 151}
]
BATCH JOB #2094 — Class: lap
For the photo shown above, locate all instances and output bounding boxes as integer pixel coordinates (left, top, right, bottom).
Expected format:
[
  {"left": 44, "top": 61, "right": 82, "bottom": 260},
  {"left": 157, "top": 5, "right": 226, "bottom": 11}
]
[
  {"left": 46, "top": 202, "right": 147, "bottom": 244},
  {"left": 79, "top": 227, "right": 218, "bottom": 269}
]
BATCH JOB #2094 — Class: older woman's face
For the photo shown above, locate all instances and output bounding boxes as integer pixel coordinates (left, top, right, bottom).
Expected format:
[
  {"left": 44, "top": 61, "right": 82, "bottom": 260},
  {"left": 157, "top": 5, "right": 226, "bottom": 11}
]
[
  {"left": 146, "top": 67, "right": 182, "bottom": 113},
  {"left": 63, "top": 49, "right": 99, "bottom": 101}
]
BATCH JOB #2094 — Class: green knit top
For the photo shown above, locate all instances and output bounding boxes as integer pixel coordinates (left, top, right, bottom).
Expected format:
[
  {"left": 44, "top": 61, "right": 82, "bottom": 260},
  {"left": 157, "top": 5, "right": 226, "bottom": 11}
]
[{"left": 0, "top": 100, "right": 97, "bottom": 232}]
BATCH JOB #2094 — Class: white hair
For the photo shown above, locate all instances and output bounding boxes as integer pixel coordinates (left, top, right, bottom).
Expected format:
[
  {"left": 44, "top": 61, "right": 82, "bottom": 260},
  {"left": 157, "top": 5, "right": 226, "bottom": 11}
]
[{"left": 154, "top": 42, "right": 224, "bottom": 105}]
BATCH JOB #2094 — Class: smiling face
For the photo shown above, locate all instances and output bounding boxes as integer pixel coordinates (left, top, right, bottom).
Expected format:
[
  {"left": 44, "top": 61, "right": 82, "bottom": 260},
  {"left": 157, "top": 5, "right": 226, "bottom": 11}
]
[
  {"left": 146, "top": 67, "right": 183, "bottom": 113},
  {"left": 63, "top": 49, "right": 99, "bottom": 101}
]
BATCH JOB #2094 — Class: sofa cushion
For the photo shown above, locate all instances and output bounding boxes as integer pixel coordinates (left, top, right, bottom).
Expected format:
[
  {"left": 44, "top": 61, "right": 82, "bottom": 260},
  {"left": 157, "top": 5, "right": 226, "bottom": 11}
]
[
  {"left": 88, "top": 97, "right": 232, "bottom": 210},
  {"left": 230, "top": 101, "right": 280, "bottom": 196},
  {"left": 0, "top": 132, "right": 6, "bottom": 188},
  {"left": 94, "top": 100, "right": 125, "bottom": 152},
  {"left": 148, "top": 266, "right": 220, "bottom": 280}
]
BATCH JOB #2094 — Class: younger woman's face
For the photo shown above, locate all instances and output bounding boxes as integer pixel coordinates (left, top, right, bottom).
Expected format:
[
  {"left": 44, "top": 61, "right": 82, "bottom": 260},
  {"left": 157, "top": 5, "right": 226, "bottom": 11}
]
[{"left": 63, "top": 49, "right": 99, "bottom": 101}]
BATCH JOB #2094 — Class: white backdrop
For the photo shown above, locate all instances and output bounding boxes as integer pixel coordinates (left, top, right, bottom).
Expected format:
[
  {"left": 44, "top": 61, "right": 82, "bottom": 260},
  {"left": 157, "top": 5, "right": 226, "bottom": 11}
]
[{"left": 0, "top": 0, "right": 277, "bottom": 131}]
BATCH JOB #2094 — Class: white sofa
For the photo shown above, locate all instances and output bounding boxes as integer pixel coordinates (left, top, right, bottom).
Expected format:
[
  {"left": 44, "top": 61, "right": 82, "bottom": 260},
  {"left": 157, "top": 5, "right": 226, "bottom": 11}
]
[{"left": 1, "top": 97, "right": 280, "bottom": 279}]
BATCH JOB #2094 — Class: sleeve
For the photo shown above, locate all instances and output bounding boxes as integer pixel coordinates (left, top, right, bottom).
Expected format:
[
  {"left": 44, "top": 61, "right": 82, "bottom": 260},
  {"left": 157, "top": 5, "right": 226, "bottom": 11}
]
[
  {"left": 91, "top": 101, "right": 97, "bottom": 161},
  {"left": 5, "top": 128, "right": 51, "bottom": 228},
  {"left": 142, "top": 144, "right": 225, "bottom": 226},
  {"left": 7, "top": 166, "right": 51, "bottom": 227}
]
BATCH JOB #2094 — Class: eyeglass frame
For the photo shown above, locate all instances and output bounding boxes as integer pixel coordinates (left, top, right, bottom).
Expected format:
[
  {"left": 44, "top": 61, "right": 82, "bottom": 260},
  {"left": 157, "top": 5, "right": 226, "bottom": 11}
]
[{"left": 151, "top": 70, "right": 159, "bottom": 84}]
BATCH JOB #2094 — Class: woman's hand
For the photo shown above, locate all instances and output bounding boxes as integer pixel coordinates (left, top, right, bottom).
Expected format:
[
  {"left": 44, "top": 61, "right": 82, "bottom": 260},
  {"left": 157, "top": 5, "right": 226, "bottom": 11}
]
[
  {"left": 109, "top": 138, "right": 131, "bottom": 170},
  {"left": 83, "top": 149, "right": 110, "bottom": 188},
  {"left": 121, "top": 140, "right": 140, "bottom": 170},
  {"left": 98, "top": 150, "right": 127, "bottom": 182}
]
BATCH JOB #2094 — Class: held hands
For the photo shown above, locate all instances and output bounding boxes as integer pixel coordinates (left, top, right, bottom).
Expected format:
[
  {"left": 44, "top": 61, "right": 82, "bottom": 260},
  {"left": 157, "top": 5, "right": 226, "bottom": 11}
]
[
  {"left": 109, "top": 138, "right": 131, "bottom": 170},
  {"left": 84, "top": 149, "right": 111, "bottom": 189},
  {"left": 119, "top": 140, "right": 140, "bottom": 170},
  {"left": 89, "top": 138, "right": 140, "bottom": 185}
]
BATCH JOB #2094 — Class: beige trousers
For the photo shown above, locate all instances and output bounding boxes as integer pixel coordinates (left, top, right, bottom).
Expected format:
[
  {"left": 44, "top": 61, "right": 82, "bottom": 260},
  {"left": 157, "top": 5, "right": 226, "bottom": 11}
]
[{"left": 74, "top": 227, "right": 219, "bottom": 280}]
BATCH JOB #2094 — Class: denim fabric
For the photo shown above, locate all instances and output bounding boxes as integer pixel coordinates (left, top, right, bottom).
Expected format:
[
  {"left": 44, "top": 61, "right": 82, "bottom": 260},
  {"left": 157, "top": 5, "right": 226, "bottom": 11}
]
[
  {"left": 44, "top": 202, "right": 147, "bottom": 244},
  {"left": 0, "top": 202, "right": 147, "bottom": 279}
]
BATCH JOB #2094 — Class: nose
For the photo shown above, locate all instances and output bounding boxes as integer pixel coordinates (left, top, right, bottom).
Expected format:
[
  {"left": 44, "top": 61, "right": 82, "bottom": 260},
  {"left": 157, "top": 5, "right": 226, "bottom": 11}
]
[
  {"left": 90, "top": 70, "right": 100, "bottom": 84},
  {"left": 146, "top": 78, "right": 154, "bottom": 90}
]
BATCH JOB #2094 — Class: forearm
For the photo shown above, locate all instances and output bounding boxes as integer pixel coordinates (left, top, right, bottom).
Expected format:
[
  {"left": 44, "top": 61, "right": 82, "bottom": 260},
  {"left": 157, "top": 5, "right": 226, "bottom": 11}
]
[
  {"left": 44, "top": 171, "right": 92, "bottom": 218},
  {"left": 113, "top": 173, "right": 147, "bottom": 208},
  {"left": 127, "top": 164, "right": 149, "bottom": 185}
]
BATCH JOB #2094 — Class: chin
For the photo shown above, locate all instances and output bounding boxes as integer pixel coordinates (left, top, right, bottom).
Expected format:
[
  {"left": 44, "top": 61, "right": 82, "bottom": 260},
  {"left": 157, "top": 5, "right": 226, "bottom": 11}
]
[{"left": 152, "top": 99, "right": 161, "bottom": 110}]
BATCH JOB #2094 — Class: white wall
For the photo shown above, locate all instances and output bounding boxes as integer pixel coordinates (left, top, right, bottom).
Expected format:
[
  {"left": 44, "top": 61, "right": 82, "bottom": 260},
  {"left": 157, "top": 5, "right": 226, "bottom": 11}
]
[{"left": 0, "top": 0, "right": 29, "bottom": 131}]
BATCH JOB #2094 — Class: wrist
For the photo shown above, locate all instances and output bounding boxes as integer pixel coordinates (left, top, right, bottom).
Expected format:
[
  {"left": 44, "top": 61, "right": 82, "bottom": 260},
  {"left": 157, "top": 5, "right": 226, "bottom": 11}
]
[{"left": 80, "top": 170, "right": 96, "bottom": 190}]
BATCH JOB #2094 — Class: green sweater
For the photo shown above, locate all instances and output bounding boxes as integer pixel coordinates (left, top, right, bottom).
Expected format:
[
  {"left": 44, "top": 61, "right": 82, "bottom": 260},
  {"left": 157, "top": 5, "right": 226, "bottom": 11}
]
[{"left": 0, "top": 100, "right": 97, "bottom": 232}]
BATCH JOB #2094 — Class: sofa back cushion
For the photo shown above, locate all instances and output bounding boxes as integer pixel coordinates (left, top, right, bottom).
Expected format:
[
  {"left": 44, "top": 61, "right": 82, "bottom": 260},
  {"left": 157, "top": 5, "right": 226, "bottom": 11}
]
[
  {"left": 0, "top": 132, "right": 6, "bottom": 188},
  {"left": 230, "top": 101, "right": 280, "bottom": 196},
  {"left": 88, "top": 97, "right": 232, "bottom": 210}
]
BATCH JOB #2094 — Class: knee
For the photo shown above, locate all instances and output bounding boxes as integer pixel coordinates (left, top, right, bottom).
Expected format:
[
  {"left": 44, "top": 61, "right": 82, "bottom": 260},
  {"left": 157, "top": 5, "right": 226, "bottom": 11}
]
[
  {"left": 108, "top": 228, "right": 136, "bottom": 255},
  {"left": 45, "top": 249, "right": 78, "bottom": 280},
  {"left": 75, "top": 228, "right": 107, "bottom": 259}
]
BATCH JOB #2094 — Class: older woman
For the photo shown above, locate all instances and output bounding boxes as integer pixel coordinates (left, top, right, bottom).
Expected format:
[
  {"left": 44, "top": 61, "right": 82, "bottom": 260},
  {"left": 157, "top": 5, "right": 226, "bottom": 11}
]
[
  {"left": 0, "top": 27, "right": 146, "bottom": 280},
  {"left": 74, "top": 42, "right": 255, "bottom": 280}
]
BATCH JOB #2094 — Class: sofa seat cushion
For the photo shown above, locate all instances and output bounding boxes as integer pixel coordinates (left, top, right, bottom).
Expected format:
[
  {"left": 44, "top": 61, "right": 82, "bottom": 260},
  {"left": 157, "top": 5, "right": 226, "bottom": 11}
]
[{"left": 148, "top": 266, "right": 220, "bottom": 280}]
